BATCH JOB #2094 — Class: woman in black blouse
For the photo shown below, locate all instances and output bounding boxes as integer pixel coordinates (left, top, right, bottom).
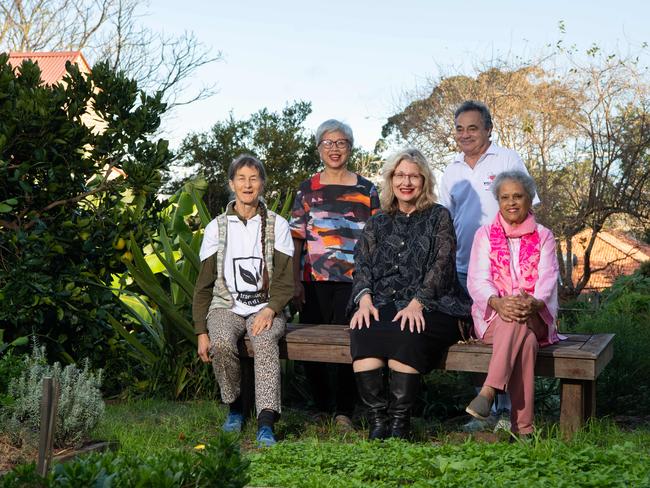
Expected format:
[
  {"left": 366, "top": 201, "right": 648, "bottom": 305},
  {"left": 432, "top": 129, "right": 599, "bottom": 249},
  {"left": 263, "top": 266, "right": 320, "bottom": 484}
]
[{"left": 349, "top": 148, "right": 470, "bottom": 440}]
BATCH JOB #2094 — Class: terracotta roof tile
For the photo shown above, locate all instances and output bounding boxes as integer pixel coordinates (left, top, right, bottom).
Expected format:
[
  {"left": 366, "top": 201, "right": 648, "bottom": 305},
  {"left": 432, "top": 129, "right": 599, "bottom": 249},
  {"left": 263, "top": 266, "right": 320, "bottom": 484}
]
[
  {"left": 566, "top": 229, "right": 650, "bottom": 291},
  {"left": 7, "top": 51, "right": 90, "bottom": 85}
]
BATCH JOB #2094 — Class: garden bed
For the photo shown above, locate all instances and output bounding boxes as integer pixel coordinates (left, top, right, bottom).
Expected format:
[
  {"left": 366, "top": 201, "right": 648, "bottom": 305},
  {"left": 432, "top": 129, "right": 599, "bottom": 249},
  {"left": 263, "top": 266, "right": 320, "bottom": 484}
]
[{"left": 0, "top": 436, "right": 116, "bottom": 475}]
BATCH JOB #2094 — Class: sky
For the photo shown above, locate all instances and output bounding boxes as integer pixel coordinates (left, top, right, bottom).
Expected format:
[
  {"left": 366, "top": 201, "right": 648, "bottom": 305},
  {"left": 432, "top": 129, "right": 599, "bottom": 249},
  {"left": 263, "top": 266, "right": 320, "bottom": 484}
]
[{"left": 144, "top": 0, "right": 650, "bottom": 151}]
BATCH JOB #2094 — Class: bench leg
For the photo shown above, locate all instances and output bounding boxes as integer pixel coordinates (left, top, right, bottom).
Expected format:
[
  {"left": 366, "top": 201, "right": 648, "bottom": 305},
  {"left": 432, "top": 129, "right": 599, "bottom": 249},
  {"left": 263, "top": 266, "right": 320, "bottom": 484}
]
[
  {"left": 560, "top": 379, "right": 595, "bottom": 437},
  {"left": 584, "top": 381, "right": 596, "bottom": 421},
  {"left": 240, "top": 357, "right": 255, "bottom": 420}
]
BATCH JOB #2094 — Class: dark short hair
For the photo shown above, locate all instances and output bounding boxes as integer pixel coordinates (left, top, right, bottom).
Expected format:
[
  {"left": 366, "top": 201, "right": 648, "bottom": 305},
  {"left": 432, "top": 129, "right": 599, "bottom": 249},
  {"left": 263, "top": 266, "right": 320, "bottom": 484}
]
[
  {"left": 454, "top": 100, "right": 493, "bottom": 131},
  {"left": 228, "top": 154, "right": 266, "bottom": 182},
  {"left": 491, "top": 170, "right": 537, "bottom": 202}
]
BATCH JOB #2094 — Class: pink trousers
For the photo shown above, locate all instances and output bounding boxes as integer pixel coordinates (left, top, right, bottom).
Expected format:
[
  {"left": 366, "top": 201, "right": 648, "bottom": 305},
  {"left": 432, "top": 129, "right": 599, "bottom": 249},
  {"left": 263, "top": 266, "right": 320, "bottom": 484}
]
[{"left": 482, "top": 315, "right": 546, "bottom": 434}]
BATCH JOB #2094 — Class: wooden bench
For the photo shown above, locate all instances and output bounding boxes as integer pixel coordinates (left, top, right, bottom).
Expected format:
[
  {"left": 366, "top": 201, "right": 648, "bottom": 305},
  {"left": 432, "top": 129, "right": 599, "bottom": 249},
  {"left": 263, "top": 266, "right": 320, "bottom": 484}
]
[{"left": 239, "top": 324, "right": 614, "bottom": 435}]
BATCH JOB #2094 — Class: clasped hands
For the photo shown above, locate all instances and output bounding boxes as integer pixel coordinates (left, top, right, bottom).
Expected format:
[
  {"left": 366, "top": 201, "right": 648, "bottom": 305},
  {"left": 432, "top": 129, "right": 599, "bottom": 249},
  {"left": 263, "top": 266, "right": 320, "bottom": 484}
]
[
  {"left": 488, "top": 291, "right": 542, "bottom": 324},
  {"left": 350, "top": 294, "right": 425, "bottom": 333}
]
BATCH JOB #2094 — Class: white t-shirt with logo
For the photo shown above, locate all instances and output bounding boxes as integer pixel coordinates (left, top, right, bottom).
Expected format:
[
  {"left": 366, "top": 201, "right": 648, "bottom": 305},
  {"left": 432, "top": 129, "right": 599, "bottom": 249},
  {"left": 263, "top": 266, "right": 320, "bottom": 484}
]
[
  {"left": 439, "top": 142, "right": 539, "bottom": 274},
  {"left": 201, "top": 212, "right": 294, "bottom": 316}
]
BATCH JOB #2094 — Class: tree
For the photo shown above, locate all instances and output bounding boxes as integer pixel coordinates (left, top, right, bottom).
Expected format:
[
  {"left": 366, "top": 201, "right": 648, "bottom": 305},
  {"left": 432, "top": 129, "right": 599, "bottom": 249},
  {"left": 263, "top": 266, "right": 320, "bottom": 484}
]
[
  {"left": 384, "top": 49, "right": 650, "bottom": 297},
  {"left": 0, "top": 0, "right": 219, "bottom": 107},
  {"left": 0, "top": 54, "right": 172, "bottom": 369},
  {"left": 172, "top": 101, "right": 319, "bottom": 216},
  {"left": 553, "top": 54, "right": 650, "bottom": 295}
]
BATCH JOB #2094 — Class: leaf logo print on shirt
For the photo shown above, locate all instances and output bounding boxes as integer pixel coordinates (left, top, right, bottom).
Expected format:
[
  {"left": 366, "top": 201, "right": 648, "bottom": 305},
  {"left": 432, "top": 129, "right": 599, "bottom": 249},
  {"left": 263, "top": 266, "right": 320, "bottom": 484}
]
[
  {"left": 239, "top": 265, "right": 258, "bottom": 286},
  {"left": 233, "top": 256, "right": 264, "bottom": 293}
]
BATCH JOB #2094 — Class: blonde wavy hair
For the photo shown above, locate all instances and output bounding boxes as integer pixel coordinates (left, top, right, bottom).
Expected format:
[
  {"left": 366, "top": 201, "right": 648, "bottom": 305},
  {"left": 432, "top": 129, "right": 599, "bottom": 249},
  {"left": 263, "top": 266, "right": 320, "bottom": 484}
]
[{"left": 379, "top": 148, "right": 437, "bottom": 214}]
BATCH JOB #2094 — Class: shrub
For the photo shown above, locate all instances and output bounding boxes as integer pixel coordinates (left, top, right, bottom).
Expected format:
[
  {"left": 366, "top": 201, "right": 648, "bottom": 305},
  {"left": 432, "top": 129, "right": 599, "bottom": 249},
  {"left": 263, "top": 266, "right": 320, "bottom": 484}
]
[
  {"left": 5, "top": 347, "right": 104, "bottom": 447},
  {"left": 0, "top": 330, "right": 28, "bottom": 408},
  {"left": 568, "top": 270, "right": 650, "bottom": 415},
  {"left": 0, "top": 434, "right": 250, "bottom": 488}
]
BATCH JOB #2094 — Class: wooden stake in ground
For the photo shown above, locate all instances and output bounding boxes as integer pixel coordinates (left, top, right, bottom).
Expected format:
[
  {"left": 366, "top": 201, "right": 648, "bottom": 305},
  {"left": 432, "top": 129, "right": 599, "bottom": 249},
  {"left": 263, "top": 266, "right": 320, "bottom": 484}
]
[{"left": 37, "top": 377, "right": 59, "bottom": 477}]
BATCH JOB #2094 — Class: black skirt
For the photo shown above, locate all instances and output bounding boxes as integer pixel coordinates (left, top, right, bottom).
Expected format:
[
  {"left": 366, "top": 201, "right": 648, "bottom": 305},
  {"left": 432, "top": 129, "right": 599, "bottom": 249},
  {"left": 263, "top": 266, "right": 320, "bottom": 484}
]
[{"left": 350, "top": 302, "right": 461, "bottom": 374}]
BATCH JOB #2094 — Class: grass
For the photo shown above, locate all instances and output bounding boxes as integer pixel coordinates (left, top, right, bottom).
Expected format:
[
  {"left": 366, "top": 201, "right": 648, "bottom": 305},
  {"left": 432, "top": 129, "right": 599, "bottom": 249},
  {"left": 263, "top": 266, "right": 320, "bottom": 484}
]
[
  {"left": 91, "top": 399, "right": 225, "bottom": 455},
  {"left": 90, "top": 399, "right": 650, "bottom": 487}
]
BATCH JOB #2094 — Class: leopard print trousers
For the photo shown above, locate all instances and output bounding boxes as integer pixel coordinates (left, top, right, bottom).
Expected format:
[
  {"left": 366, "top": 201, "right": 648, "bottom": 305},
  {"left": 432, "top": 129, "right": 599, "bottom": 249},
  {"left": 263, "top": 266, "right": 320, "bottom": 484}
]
[{"left": 206, "top": 308, "right": 286, "bottom": 414}]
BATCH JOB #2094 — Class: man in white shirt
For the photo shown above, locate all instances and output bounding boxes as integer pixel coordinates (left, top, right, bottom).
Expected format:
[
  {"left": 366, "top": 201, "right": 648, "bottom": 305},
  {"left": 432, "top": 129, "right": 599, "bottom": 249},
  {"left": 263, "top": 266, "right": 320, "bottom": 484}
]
[
  {"left": 439, "top": 100, "right": 538, "bottom": 433},
  {"left": 439, "top": 100, "right": 538, "bottom": 291}
]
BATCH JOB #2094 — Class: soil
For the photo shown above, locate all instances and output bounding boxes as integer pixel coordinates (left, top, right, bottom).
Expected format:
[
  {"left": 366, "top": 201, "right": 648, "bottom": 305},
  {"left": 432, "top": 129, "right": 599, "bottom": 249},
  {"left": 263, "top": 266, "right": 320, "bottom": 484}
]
[{"left": 0, "top": 434, "right": 37, "bottom": 475}]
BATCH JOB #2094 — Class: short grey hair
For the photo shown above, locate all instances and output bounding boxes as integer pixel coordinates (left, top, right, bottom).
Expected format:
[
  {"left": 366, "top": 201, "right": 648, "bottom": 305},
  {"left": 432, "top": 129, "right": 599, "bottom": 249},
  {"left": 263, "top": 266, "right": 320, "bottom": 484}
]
[
  {"left": 454, "top": 100, "right": 493, "bottom": 131},
  {"left": 491, "top": 170, "right": 536, "bottom": 202},
  {"left": 315, "top": 119, "right": 354, "bottom": 147},
  {"left": 228, "top": 154, "right": 266, "bottom": 182}
]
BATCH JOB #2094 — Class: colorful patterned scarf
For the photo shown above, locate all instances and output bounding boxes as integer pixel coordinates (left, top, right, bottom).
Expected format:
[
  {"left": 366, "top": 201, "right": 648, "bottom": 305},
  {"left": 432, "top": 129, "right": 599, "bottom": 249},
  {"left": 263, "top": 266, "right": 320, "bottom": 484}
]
[{"left": 489, "top": 212, "right": 540, "bottom": 296}]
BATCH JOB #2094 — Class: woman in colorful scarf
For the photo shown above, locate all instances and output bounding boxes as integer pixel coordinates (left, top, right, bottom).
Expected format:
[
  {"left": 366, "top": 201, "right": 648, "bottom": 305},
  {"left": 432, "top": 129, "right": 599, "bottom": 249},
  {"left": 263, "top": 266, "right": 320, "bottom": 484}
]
[
  {"left": 465, "top": 170, "right": 560, "bottom": 437},
  {"left": 193, "top": 154, "right": 294, "bottom": 447}
]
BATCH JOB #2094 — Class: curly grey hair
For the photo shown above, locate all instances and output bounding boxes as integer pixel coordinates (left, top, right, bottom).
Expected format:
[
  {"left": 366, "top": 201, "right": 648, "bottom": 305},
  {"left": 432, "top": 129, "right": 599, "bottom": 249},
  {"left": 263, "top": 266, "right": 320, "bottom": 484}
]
[{"left": 491, "top": 170, "right": 536, "bottom": 202}]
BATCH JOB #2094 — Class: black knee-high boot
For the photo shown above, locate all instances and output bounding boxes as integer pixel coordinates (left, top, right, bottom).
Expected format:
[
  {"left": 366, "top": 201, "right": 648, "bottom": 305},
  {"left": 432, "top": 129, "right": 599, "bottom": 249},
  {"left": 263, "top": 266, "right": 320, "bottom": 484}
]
[
  {"left": 355, "top": 368, "right": 388, "bottom": 440},
  {"left": 387, "top": 370, "right": 420, "bottom": 439}
]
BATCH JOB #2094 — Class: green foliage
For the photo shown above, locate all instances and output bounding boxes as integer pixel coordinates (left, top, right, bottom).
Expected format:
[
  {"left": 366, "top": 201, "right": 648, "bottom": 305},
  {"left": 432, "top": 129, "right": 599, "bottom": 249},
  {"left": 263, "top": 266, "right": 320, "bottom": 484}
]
[
  {"left": 5, "top": 346, "right": 104, "bottom": 447},
  {"left": 0, "top": 329, "right": 29, "bottom": 406},
  {"left": 105, "top": 179, "right": 216, "bottom": 399},
  {"left": 0, "top": 54, "right": 171, "bottom": 371},
  {"left": 0, "top": 435, "right": 249, "bottom": 488},
  {"left": 247, "top": 434, "right": 650, "bottom": 487},
  {"left": 86, "top": 400, "right": 650, "bottom": 488},
  {"left": 171, "top": 101, "right": 319, "bottom": 216},
  {"left": 568, "top": 270, "right": 650, "bottom": 414}
]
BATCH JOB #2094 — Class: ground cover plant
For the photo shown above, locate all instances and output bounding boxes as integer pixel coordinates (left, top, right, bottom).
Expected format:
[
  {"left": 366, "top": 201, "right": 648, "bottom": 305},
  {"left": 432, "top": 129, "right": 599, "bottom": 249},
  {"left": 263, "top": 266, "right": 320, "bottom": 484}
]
[
  {"left": 247, "top": 429, "right": 650, "bottom": 487},
  {"left": 79, "top": 401, "right": 650, "bottom": 487},
  {"left": 3, "top": 395, "right": 649, "bottom": 486},
  {"left": 0, "top": 434, "right": 249, "bottom": 488}
]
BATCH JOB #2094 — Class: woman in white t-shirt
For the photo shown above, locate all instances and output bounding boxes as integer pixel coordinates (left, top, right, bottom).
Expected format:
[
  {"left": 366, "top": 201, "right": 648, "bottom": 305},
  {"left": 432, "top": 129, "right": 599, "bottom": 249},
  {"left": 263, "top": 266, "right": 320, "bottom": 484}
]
[{"left": 193, "top": 154, "right": 294, "bottom": 447}]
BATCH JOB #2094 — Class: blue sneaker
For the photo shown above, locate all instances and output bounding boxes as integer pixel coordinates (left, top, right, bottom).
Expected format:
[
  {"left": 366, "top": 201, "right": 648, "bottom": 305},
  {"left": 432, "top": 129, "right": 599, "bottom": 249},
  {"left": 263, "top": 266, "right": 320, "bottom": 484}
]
[
  {"left": 222, "top": 412, "right": 244, "bottom": 433},
  {"left": 256, "top": 426, "right": 277, "bottom": 447}
]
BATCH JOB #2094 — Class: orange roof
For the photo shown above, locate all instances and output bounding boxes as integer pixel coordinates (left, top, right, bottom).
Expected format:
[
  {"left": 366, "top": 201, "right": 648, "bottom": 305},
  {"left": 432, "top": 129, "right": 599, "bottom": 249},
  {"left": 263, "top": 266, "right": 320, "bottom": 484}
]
[
  {"left": 567, "top": 229, "right": 650, "bottom": 291},
  {"left": 7, "top": 51, "right": 90, "bottom": 85}
]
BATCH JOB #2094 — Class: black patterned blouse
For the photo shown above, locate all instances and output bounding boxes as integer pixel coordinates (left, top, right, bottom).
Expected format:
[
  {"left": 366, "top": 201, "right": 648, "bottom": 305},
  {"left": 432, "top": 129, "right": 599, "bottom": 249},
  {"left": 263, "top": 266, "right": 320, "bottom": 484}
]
[{"left": 349, "top": 204, "right": 471, "bottom": 318}]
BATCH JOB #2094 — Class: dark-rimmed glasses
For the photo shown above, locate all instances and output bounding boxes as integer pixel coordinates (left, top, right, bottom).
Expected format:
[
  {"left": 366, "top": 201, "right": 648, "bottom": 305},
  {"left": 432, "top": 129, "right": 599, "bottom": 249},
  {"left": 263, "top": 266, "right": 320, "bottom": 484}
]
[{"left": 319, "top": 139, "right": 350, "bottom": 150}]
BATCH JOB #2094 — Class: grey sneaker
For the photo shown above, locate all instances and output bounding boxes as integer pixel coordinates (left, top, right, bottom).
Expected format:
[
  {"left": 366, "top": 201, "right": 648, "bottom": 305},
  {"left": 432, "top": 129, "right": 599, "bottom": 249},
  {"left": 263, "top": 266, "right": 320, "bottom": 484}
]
[{"left": 462, "top": 415, "right": 498, "bottom": 433}]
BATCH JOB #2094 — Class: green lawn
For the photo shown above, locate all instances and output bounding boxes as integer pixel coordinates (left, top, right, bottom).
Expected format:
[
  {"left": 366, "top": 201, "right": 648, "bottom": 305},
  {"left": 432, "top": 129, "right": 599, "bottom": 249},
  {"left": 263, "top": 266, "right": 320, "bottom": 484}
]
[{"left": 91, "top": 400, "right": 650, "bottom": 487}]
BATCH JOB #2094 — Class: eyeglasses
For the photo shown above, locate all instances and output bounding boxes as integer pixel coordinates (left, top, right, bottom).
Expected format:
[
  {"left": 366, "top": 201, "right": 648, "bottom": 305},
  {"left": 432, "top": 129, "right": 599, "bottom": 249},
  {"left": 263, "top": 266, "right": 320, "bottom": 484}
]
[
  {"left": 392, "top": 172, "right": 422, "bottom": 183},
  {"left": 319, "top": 139, "right": 350, "bottom": 150}
]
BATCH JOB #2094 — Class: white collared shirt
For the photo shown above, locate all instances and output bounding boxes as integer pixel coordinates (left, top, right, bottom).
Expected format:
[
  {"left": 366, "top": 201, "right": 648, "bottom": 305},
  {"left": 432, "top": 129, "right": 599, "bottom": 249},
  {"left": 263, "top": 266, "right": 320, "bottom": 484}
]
[{"left": 439, "top": 142, "right": 539, "bottom": 274}]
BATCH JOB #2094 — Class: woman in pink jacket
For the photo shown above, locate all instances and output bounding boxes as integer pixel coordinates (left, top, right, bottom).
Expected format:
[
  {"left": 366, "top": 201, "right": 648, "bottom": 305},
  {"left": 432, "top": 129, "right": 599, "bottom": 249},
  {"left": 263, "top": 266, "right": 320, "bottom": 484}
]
[{"left": 465, "top": 170, "right": 561, "bottom": 437}]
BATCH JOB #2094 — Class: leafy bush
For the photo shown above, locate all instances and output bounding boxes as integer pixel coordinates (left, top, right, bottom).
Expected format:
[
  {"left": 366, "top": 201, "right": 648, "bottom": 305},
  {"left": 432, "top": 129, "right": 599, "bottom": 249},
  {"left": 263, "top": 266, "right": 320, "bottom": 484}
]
[
  {"left": 0, "top": 435, "right": 249, "bottom": 488},
  {"left": 0, "top": 54, "right": 171, "bottom": 378},
  {"left": 0, "top": 330, "right": 28, "bottom": 407},
  {"left": 5, "top": 347, "right": 104, "bottom": 447},
  {"left": 568, "top": 269, "right": 650, "bottom": 414}
]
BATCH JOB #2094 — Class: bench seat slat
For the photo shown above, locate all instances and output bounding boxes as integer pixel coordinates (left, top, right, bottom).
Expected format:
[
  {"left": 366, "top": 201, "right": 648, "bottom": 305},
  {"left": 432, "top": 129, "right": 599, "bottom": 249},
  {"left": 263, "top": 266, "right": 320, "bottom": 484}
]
[{"left": 240, "top": 325, "right": 613, "bottom": 382}]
